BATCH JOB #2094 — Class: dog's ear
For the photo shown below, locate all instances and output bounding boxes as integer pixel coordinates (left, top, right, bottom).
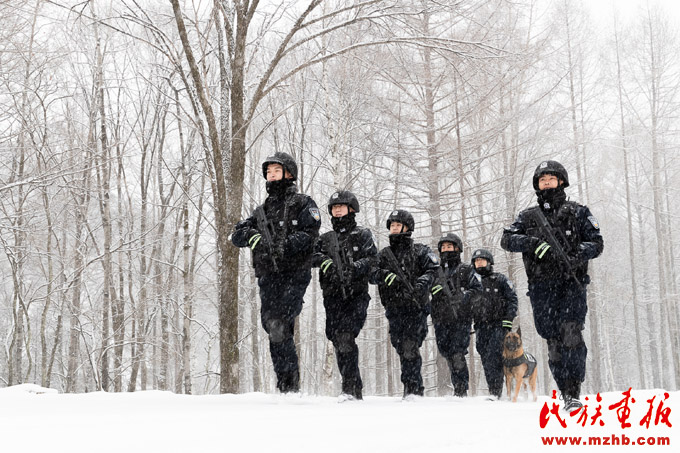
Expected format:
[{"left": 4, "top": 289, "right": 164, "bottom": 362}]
[{"left": 517, "top": 326, "right": 522, "bottom": 338}]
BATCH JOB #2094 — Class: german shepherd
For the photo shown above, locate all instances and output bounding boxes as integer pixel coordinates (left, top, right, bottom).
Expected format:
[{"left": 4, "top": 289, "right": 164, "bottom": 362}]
[{"left": 503, "top": 327, "right": 538, "bottom": 402}]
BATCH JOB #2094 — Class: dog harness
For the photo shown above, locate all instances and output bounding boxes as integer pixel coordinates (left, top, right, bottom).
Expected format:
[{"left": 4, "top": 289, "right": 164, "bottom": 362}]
[{"left": 503, "top": 352, "right": 537, "bottom": 379}]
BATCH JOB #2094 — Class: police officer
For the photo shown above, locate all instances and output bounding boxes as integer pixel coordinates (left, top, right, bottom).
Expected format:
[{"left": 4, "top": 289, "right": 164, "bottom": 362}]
[
  {"left": 313, "top": 190, "right": 377, "bottom": 401},
  {"left": 470, "top": 248, "right": 518, "bottom": 400},
  {"left": 231, "top": 152, "right": 321, "bottom": 394},
  {"left": 501, "top": 160, "right": 603, "bottom": 410},
  {"left": 370, "top": 210, "right": 438, "bottom": 398},
  {"left": 429, "top": 233, "right": 481, "bottom": 397}
]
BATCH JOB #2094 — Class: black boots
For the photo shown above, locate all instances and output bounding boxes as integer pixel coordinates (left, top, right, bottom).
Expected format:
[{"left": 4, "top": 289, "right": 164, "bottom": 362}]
[
  {"left": 562, "top": 381, "right": 583, "bottom": 411},
  {"left": 489, "top": 386, "right": 503, "bottom": 400},
  {"left": 341, "top": 380, "right": 363, "bottom": 401},
  {"left": 403, "top": 383, "right": 424, "bottom": 399},
  {"left": 453, "top": 384, "right": 467, "bottom": 398},
  {"left": 277, "top": 372, "right": 300, "bottom": 394}
]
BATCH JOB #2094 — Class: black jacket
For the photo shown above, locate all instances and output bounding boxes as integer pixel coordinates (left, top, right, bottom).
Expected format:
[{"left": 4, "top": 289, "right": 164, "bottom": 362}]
[
  {"left": 370, "top": 238, "right": 438, "bottom": 312},
  {"left": 430, "top": 263, "right": 481, "bottom": 325},
  {"left": 500, "top": 200, "right": 603, "bottom": 284},
  {"left": 231, "top": 186, "right": 321, "bottom": 277},
  {"left": 313, "top": 225, "right": 377, "bottom": 299},
  {"left": 472, "top": 272, "right": 518, "bottom": 327}
]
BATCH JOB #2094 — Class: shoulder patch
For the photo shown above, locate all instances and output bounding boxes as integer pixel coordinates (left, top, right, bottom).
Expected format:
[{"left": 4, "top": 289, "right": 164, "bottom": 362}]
[
  {"left": 428, "top": 252, "right": 440, "bottom": 265},
  {"left": 587, "top": 215, "right": 600, "bottom": 230},
  {"left": 508, "top": 280, "right": 514, "bottom": 290},
  {"left": 309, "top": 208, "right": 321, "bottom": 221}
]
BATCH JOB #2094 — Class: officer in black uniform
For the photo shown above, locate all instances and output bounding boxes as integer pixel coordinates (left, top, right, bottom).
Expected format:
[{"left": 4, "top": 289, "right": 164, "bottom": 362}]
[
  {"left": 313, "top": 190, "right": 377, "bottom": 401},
  {"left": 430, "top": 233, "right": 481, "bottom": 397},
  {"left": 470, "top": 248, "right": 518, "bottom": 400},
  {"left": 370, "top": 210, "right": 438, "bottom": 398},
  {"left": 501, "top": 160, "right": 603, "bottom": 410},
  {"left": 231, "top": 152, "right": 321, "bottom": 393}
]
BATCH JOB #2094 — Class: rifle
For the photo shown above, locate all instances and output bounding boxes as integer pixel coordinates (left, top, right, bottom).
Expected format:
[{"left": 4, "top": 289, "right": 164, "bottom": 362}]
[
  {"left": 433, "top": 267, "right": 459, "bottom": 319},
  {"left": 529, "top": 208, "right": 584, "bottom": 292},
  {"left": 383, "top": 247, "right": 415, "bottom": 296},
  {"left": 254, "top": 206, "right": 279, "bottom": 273},
  {"left": 437, "top": 267, "right": 458, "bottom": 299},
  {"left": 326, "top": 232, "right": 352, "bottom": 300}
]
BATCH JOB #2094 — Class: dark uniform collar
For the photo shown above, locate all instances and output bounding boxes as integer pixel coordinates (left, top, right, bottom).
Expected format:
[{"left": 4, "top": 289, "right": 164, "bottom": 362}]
[
  {"left": 331, "top": 213, "right": 357, "bottom": 234},
  {"left": 388, "top": 233, "right": 413, "bottom": 254},
  {"left": 536, "top": 186, "right": 567, "bottom": 212},
  {"left": 266, "top": 179, "right": 297, "bottom": 199}
]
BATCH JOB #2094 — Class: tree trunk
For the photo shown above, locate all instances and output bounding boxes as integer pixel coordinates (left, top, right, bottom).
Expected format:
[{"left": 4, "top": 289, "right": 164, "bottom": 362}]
[
  {"left": 248, "top": 266, "right": 262, "bottom": 392},
  {"left": 127, "top": 117, "right": 150, "bottom": 392},
  {"left": 613, "top": 19, "right": 646, "bottom": 388},
  {"left": 113, "top": 124, "right": 126, "bottom": 393},
  {"left": 66, "top": 178, "right": 89, "bottom": 393},
  {"left": 647, "top": 24, "right": 680, "bottom": 387},
  {"left": 8, "top": 0, "right": 43, "bottom": 387},
  {"left": 154, "top": 109, "right": 172, "bottom": 391},
  {"left": 171, "top": 0, "right": 239, "bottom": 394},
  {"left": 418, "top": 12, "right": 446, "bottom": 396},
  {"left": 178, "top": 92, "right": 194, "bottom": 394},
  {"left": 91, "top": 9, "right": 113, "bottom": 391}
]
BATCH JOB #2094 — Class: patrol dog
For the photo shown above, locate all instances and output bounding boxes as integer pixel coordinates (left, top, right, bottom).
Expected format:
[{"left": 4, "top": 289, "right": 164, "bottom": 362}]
[{"left": 503, "top": 327, "right": 538, "bottom": 402}]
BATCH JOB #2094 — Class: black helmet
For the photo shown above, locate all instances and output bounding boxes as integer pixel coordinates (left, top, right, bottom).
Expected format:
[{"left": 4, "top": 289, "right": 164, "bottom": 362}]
[
  {"left": 471, "top": 248, "right": 494, "bottom": 266},
  {"left": 386, "top": 209, "right": 415, "bottom": 232},
  {"left": 262, "top": 152, "right": 298, "bottom": 180},
  {"left": 438, "top": 233, "right": 463, "bottom": 253},
  {"left": 327, "top": 190, "right": 360, "bottom": 215},
  {"left": 533, "top": 160, "right": 569, "bottom": 190}
]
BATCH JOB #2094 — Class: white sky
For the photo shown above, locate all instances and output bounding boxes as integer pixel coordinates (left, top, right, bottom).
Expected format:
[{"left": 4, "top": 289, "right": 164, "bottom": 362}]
[{"left": 586, "top": 0, "right": 680, "bottom": 24}]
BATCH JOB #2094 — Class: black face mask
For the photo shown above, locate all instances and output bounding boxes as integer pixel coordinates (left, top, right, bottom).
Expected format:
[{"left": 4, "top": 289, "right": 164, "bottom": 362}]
[
  {"left": 331, "top": 212, "right": 357, "bottom": 233},
  {"left": 536, "top": 186, "right": 566, "bottom": 211},
  {"left": 475, "top": 265, "right": 493, "bottom": 277},
  {"left": 389, "top": 231, "right": 412, "bottom": 249},
  {"left": 266, "top": 178, "right": 294, "bottom": 196},
  {"left": 440, "top": 251, "right": 461, "bottom": 268}
]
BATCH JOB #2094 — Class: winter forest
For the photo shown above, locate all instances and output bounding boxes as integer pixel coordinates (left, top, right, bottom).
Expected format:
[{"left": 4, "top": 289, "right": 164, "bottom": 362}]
[{"left": 1, "top": 0, "right": 679, "bottom": 398}]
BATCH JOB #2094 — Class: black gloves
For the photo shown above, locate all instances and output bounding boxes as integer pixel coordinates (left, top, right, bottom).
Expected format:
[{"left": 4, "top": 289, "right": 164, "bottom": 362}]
[
  {"left": 414, "top": 282, "right": 428, "bottom": 298},
  {"left": 249, "top": 230, "right": 283, "bottom": 263}
]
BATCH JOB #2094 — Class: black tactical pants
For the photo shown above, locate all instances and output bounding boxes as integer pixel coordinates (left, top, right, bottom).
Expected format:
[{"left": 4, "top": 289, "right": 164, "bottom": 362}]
[
  {"left": 433, "top": 320, "right": 471, "bottom": 392},
  {"left": 475, "top": 324, "right": 506, "bottom": 395},
  {"left": 258, "top": 270, "right": 311, "bottom": 393},
  {"left": 324, "top": 293, "right": 369, "bottom": 397},
  {"left": 386, "top": 308, "right": 428, "bottom": 396},
  {"left": 528, "top": 279, "right": 587, "bottom": 392}
]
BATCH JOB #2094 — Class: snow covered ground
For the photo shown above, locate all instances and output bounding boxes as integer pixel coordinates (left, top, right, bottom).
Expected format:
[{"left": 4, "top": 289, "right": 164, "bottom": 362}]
[{"left": 1, "top": 384, "right": 676, "bottom": 452}]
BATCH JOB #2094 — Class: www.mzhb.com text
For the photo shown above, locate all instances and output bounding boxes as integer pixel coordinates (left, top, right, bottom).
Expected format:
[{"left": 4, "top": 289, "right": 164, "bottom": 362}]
[{"left": 541, "top": 434, "right": 670, "bottom": 446}]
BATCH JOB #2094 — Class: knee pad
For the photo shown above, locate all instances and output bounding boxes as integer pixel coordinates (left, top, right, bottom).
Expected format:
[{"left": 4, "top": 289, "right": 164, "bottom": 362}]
[
  {"left": 266, "top": 318, "right": 288, "bottom": 343},
  {"left": 335, "top": 332, "right": 354, "bottom": 354},
  {"left": 402, "top": 340, "right": 419, "bottom": 360},
  {"left": 560, "top": 321, "right": 585, "bottom": 349},
  {"left": 451, "top": 352, "right": 467, "bottom": 371},
  {"left": 548, "top": 338, "right": 562, "bottom": 363}
]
